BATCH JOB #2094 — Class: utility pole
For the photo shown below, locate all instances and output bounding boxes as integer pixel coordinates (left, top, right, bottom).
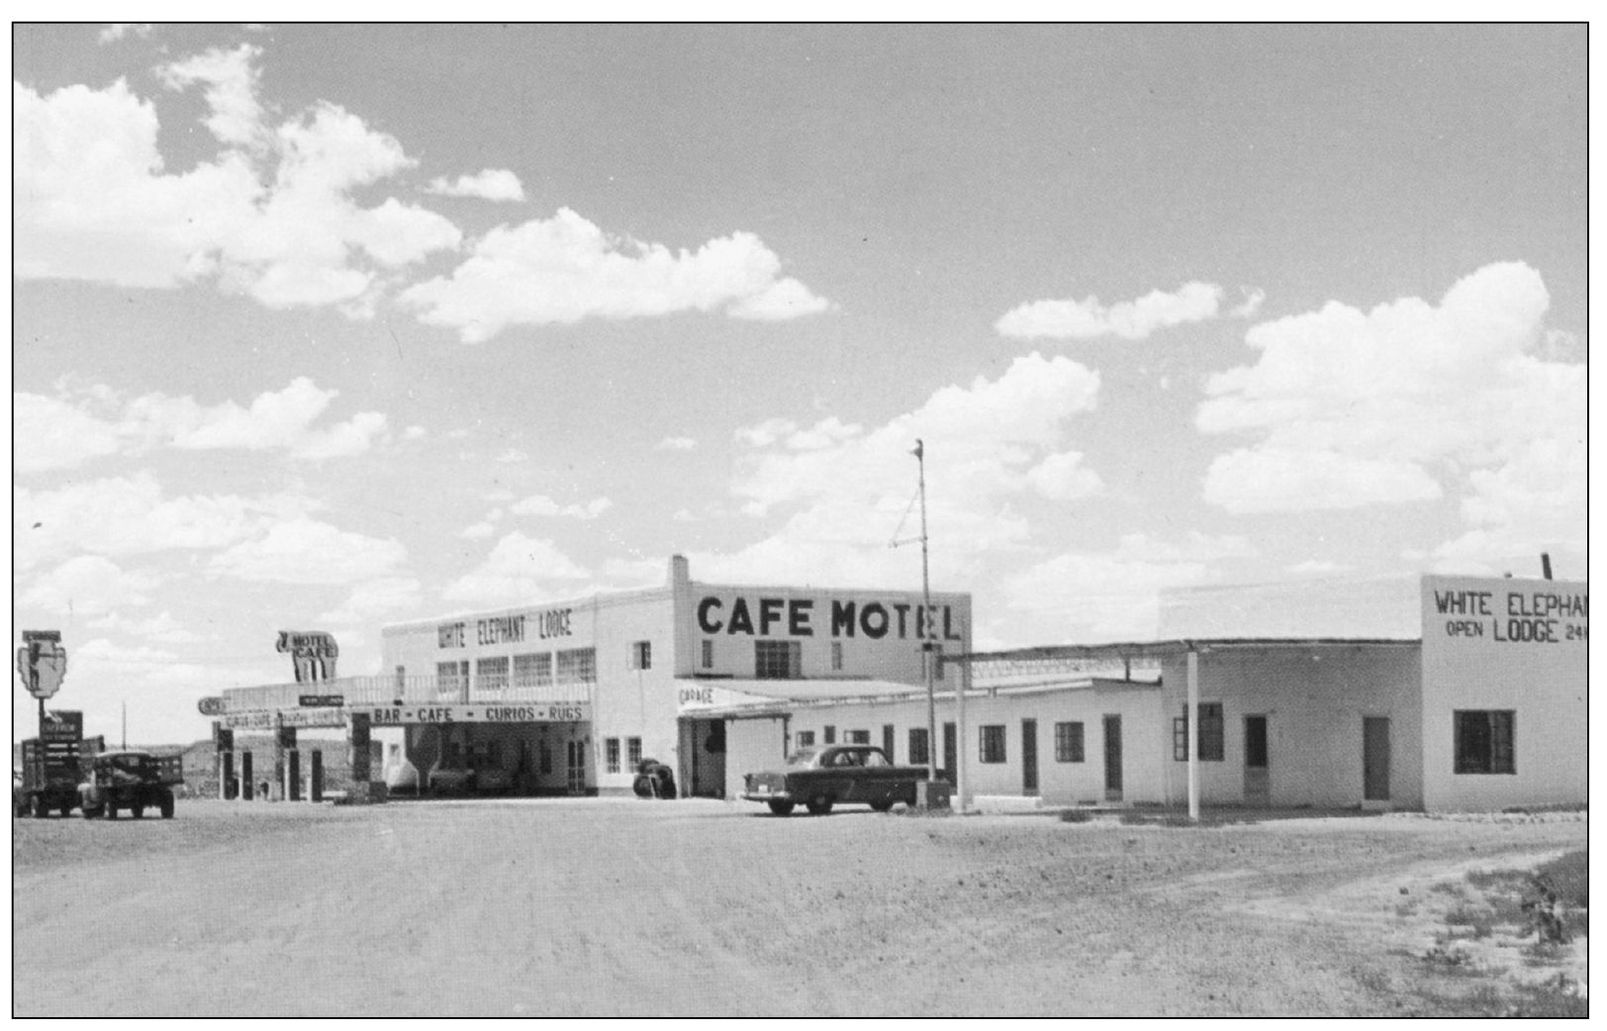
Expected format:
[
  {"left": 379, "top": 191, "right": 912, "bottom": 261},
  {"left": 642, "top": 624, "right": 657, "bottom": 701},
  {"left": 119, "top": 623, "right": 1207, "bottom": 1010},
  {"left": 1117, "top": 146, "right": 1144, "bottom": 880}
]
[{"left": 913, "top": 440, "right": 937, "bottom": 786}]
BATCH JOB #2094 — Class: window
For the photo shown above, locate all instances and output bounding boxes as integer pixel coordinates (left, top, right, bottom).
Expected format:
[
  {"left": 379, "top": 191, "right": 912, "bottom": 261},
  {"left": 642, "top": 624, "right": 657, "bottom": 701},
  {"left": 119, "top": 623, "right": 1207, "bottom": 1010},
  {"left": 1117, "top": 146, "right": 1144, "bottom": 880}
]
[
  {"left": 882, "top": 724, "right": 896, "bottom": 761},
  {"left": 831, "top": 641, "right": 844, "bottom": 671},
  {"left": 605, "top": 738, "right": 621, "bottom": 774},
  {"left": 1173, "top": 703, "right": 1225, "bottom": 761},
  {"left": 514, "top": 652, "right": 552, "bottom": 689},
  {"left": 556, "top": 648, "right": 596, "bottom": 685},
  {"left": 847, "top": 729, "right": 870, "bottom": 744},
  {"left": 627, "top": 737, "right": 642, "bottom": 769},
  {"left": 1055, "top": 721, "right": 1085, "bottom": 763},
  {"left": 908, "top": 727, "right": 930, "bottom": 766},
  {"left": 795, "top": 730, "right": 816, "bottom": 748},
  {"left": 980, "top": 725, "right": 1006, "bottom": 764},
  {"left": 701, "top": 640, "right": 714, "bottom": 670},
  {"left": 476, "top": 656, "right": 509, "bottom": 694},
  {"left": 394, "top": 665, "right": 406, "bottom": 693},
  {"left": 755, "top": 640, "right": 801, "bottom": 679},
  {"left": 437, "top": 660, "right": 469, "bottom": 700},
  {"left": 1454, "top": 711, "right": 1515, "bottom": 774},
  {"left": 824, "top": 725, "right": 836, "bottom": 744},
  {"left": 630, "top": 641, "right": 652, "bottom": 670}
]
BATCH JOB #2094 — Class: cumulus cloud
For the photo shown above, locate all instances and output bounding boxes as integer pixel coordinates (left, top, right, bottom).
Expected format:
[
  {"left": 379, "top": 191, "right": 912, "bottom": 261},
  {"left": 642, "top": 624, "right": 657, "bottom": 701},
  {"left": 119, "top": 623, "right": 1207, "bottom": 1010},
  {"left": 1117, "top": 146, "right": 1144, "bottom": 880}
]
[
  {"left": 159, "top": 43, "right": 268, "bottom": 149},
  {"left": 999, "top": 533, "right": 1256, "bottom": 642},
  {"left": 17, "top": 555, "right": 163, "bottom": 618},
  {"left": 1197, "top": 262, "right": 1584, "bottom": 572},
  {"left": 509, "top": 494, "right": 613, "bottom": 520},
  {"left": 15, "top": 474, "right": 273, "bottom": 572},
  {"left": 319, "top": 576, "right": 424, "bottom": 625},
  {"left": 14, "top": 379, "right": 390, "bottom": 473},
  {"left": 15, "top": 48, "right": 460, "bottom": 308},
  {"left": 425, "top": 168, "right": 526, "bottom": 202},
  {"left": 697, "top": 352, "right": 1102, "bottom": 588},
  {"left": 655, "top": 436, "right": 697, "bottom": 451},
  {"left": 996, "top": 281, "right": 1232, "bottom": 340},
  {"left": 208, "top": 518, "right": 408, "bottom": 585},
  {"left": 99, "top": 24, "right": 153, "bottom": 44},
  {"left": 399, "top": 208, "right": 831, "bottom": 342},
  {"left": 442, "top": 532, "right": 592, "bottom": 607}
]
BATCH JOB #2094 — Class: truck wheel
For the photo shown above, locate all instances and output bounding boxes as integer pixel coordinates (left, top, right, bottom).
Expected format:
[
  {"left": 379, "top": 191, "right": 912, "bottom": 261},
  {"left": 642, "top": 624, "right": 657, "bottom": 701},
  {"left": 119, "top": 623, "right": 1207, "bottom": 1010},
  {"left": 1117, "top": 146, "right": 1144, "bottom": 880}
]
[
  {"left": 805, "top": 796, "right": 834, "bottom": 816},
  {"left": 105, "top": 802, "right": 118, "bottom": 820},
  {"left": 132, "top": 805, "right": 146, "bottom": 819},
  {"left": 81, "top": 805, "right": 97, "bottom": 820},
  {"left": 767, "top": 800, "right": 795, "bottom": 816},
  {"left": 59, "top": 803, "right": 72, "bottom": 818},
  {"left": 870, "top": 799, "right": 894, "bottom": 812},
  {"left": 33, "top": 796, "right": 49, "bottom": 819},
  {"left": 159, "top": 793, "right": 175, "bottom": 819}
]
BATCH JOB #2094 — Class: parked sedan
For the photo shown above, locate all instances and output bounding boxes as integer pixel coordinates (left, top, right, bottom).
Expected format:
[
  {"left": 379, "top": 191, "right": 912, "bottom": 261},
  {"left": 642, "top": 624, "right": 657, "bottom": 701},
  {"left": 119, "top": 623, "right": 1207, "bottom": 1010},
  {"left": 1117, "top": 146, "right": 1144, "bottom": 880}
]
[{"left": 741, "top": 744, "right": 934, "bottom": 816}]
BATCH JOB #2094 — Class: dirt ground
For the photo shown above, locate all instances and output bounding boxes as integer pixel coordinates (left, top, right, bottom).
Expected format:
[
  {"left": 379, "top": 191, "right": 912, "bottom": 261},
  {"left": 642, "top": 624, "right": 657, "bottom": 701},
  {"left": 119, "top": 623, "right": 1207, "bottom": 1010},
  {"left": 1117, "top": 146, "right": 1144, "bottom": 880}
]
[{"left": 11, "top": 798, "right": 1587, "bottom": 1017}]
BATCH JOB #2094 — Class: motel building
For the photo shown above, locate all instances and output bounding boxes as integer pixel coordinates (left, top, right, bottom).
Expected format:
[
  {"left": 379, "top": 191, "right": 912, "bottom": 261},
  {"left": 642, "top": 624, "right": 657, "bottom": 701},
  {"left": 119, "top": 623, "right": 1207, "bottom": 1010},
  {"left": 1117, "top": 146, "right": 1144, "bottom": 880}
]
[
  {"left": 215, "top": 565, "right": 1583, "bottom": 815},
  {"left": 214, "top": 556, "right": 972, "bottom": 800}
]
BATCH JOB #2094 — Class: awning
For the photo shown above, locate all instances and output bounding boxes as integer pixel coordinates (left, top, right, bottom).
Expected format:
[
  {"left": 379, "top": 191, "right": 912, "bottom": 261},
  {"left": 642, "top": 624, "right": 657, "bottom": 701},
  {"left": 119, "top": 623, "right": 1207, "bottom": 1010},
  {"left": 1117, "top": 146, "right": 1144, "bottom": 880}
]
[{"left": 675, "top": 678, "right": 935, "bottom": 719}]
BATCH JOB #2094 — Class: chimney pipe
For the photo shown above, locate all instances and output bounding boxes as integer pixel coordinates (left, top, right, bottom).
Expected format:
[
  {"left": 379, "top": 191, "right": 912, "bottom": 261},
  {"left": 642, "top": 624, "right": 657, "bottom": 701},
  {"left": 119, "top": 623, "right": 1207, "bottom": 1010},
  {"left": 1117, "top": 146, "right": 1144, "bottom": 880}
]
[{"left": 1541, "top": 553, "right": 1553, "bottom": 580}]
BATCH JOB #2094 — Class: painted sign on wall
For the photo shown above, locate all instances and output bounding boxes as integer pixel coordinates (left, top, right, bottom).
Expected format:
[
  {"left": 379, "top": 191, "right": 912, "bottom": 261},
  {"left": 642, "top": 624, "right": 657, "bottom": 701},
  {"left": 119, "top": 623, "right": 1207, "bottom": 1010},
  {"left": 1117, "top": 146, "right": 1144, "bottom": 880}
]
[
  {"left": 362, "top": 702, "right": 590, "bottom": 726},
  {"left": 1426, "top": 580, "right": 1588, "bottom": 646},
  {"left": 695, "top": 595, "right": 964, "bottom": 642},
  {"left": 438, "top": 607, "right": 573, "bottom": 649}
]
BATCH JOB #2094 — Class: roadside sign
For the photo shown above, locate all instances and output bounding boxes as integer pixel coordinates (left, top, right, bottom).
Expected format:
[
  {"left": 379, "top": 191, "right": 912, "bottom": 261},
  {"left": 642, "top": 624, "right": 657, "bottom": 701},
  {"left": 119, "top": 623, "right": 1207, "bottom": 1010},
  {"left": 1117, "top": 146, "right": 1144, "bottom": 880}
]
[
  {"left": 17, "top": 631, "right": 67, "bottom": 700},
  {"left": 298, "top": 694, "right": 344, "bottom": 708},
  {"left": 197, "top": 696, "right": 225, "bottom": 717}
]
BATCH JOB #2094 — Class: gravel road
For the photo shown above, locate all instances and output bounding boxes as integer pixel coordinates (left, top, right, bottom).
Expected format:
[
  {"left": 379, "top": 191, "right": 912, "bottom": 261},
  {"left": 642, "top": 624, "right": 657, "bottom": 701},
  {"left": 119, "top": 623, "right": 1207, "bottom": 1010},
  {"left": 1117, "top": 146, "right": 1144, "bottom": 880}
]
[{"left": 12, "top": 799, "right": 1586, "bottom": 1016}]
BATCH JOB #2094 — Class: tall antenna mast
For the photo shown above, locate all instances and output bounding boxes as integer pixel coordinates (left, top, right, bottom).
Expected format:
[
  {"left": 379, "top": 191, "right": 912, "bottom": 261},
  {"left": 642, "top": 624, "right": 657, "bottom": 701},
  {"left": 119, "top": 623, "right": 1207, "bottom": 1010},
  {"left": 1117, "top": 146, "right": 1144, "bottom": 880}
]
[{"left": 912, "top": 440, "right": 937, "bottom": 785}]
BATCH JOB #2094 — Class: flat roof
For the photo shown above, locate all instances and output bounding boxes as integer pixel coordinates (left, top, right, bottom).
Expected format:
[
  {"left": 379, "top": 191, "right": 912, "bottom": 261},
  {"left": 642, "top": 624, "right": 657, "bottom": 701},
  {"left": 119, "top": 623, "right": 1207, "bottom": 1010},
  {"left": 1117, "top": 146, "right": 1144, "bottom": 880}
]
[{"left": 955, "top": 637, "right": 1421, "bottom": 665}]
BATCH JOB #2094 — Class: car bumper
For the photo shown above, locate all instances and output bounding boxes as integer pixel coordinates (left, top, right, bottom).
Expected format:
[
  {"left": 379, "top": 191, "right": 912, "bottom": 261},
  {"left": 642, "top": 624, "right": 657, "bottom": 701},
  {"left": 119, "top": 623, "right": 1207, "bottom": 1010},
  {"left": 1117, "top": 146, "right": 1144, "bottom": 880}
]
[{"left": 741, "top": 788, "right": 793, "bottom": 803}]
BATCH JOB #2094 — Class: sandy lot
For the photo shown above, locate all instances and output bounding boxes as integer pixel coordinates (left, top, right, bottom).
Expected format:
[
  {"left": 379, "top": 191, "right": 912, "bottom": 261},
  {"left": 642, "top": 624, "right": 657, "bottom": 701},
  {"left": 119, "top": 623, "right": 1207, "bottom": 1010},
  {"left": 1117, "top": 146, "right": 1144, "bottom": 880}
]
[{"left": 11, "top": 798, "right": 1586, "bottom": 1017}]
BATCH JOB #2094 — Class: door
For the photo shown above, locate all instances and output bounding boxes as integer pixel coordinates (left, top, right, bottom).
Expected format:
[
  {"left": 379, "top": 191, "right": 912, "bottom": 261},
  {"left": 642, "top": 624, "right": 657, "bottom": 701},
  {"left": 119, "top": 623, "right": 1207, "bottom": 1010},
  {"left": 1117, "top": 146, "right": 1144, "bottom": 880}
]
[
  {"left": 1102, "top": 715, "right": 1123, "bottom": 802},
  {"left": 942, "top": 722, "right": 956, "bottom": 783},
  {"left": 565, "top": 740, "right": 586, "bottom": 795},
  {"left": 1363, "top": 717, "right": 1391, "bottom": 802},
  {"left": 1243, "top": 715, "right": 1269, "bottom": 805},
  {"left": 1021, "top": 719, "right": 1039, "bottom": 795}
]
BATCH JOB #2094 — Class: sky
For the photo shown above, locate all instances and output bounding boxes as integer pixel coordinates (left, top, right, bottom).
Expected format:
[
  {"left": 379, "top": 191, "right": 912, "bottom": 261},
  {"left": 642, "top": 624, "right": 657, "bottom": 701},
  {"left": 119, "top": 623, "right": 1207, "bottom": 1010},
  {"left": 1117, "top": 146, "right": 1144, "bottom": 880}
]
[{"left": 11, "top": 23, "right": 1588, "bottom": 745}]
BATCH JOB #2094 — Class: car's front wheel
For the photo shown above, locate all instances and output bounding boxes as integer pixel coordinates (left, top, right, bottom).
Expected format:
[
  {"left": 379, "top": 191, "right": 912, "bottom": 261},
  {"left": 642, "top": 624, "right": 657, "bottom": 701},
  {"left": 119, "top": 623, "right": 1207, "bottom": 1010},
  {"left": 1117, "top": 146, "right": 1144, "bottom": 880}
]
[
  {"left": 805, "top": 796, "right": 833, "bottom": 816},
  {"left": 767, "top": 800, "right": 795, "bottom": 816},
  {"left": 870, "top": 799, "right": 895, "bottom": 812}
]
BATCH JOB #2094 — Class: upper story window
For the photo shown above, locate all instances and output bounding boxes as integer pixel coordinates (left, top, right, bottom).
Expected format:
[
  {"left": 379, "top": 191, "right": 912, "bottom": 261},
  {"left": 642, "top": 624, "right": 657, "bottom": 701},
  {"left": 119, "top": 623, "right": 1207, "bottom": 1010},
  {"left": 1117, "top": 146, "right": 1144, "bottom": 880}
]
[
  {"left": 514, "top": 652, "right": 553, "bottom": 688},
  {"left": 629, "top": 640, "right": 652, "bottom": 670},
  {"left": 476, "top": 656, "right": 510, "bottom": 693},
  {"left": 556, "top": 647, "right": 596, "bottom": 685},
  {"left": 830, "top": 641, "right": 844, "bottom": 671},
  {"left": 701, "top": 640, "right": 714, "bottom": 670},
  {"left": 755, "top": 640, "right": 801, "bottom": 679}
]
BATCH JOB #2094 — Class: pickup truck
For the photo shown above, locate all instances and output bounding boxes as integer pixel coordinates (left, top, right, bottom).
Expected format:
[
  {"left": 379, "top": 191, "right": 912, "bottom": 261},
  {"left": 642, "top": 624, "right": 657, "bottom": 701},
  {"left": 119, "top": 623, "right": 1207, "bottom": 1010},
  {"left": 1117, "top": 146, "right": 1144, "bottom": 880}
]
[
  {"left": 78, "top": 750, "right": 182, "bottom": 819},
  {"left": 741, "top": 744, "right": 941, "bottom": 816}
]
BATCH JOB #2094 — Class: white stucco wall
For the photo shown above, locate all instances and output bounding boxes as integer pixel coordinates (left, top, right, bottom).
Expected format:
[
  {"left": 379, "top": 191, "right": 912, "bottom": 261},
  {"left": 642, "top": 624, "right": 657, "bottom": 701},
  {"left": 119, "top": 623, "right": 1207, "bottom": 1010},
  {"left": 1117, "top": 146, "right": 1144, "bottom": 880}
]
[
  {"left": 1418, "top": 575, "right": 1587, "bottom": 811},
  {"left": 1159, "top": 644, "right": 1423, "bottom": 809}
]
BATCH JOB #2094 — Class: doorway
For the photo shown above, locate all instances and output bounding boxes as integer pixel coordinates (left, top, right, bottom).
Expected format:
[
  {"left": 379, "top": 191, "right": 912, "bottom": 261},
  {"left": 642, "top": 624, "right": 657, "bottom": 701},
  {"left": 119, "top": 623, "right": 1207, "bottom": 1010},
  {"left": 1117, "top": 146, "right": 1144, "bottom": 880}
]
[
  {"left": 1363, "top": 717, "right": 1391, "bottom": 803},
  {"left": 943, "top": 722, "right": 956, "bottom": 783},
  {"left": 1102, "top": 715, "right": 1123, "bottom": 802},
  {"left": 1243, "top": 715, "right": 1269, "bottom": 805},
  {"left": 1021, "top": 719, "right": 1039, "bottom": 795},
  {"left": 565, "top": 739, "right": 586, "bottom": 795}
]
